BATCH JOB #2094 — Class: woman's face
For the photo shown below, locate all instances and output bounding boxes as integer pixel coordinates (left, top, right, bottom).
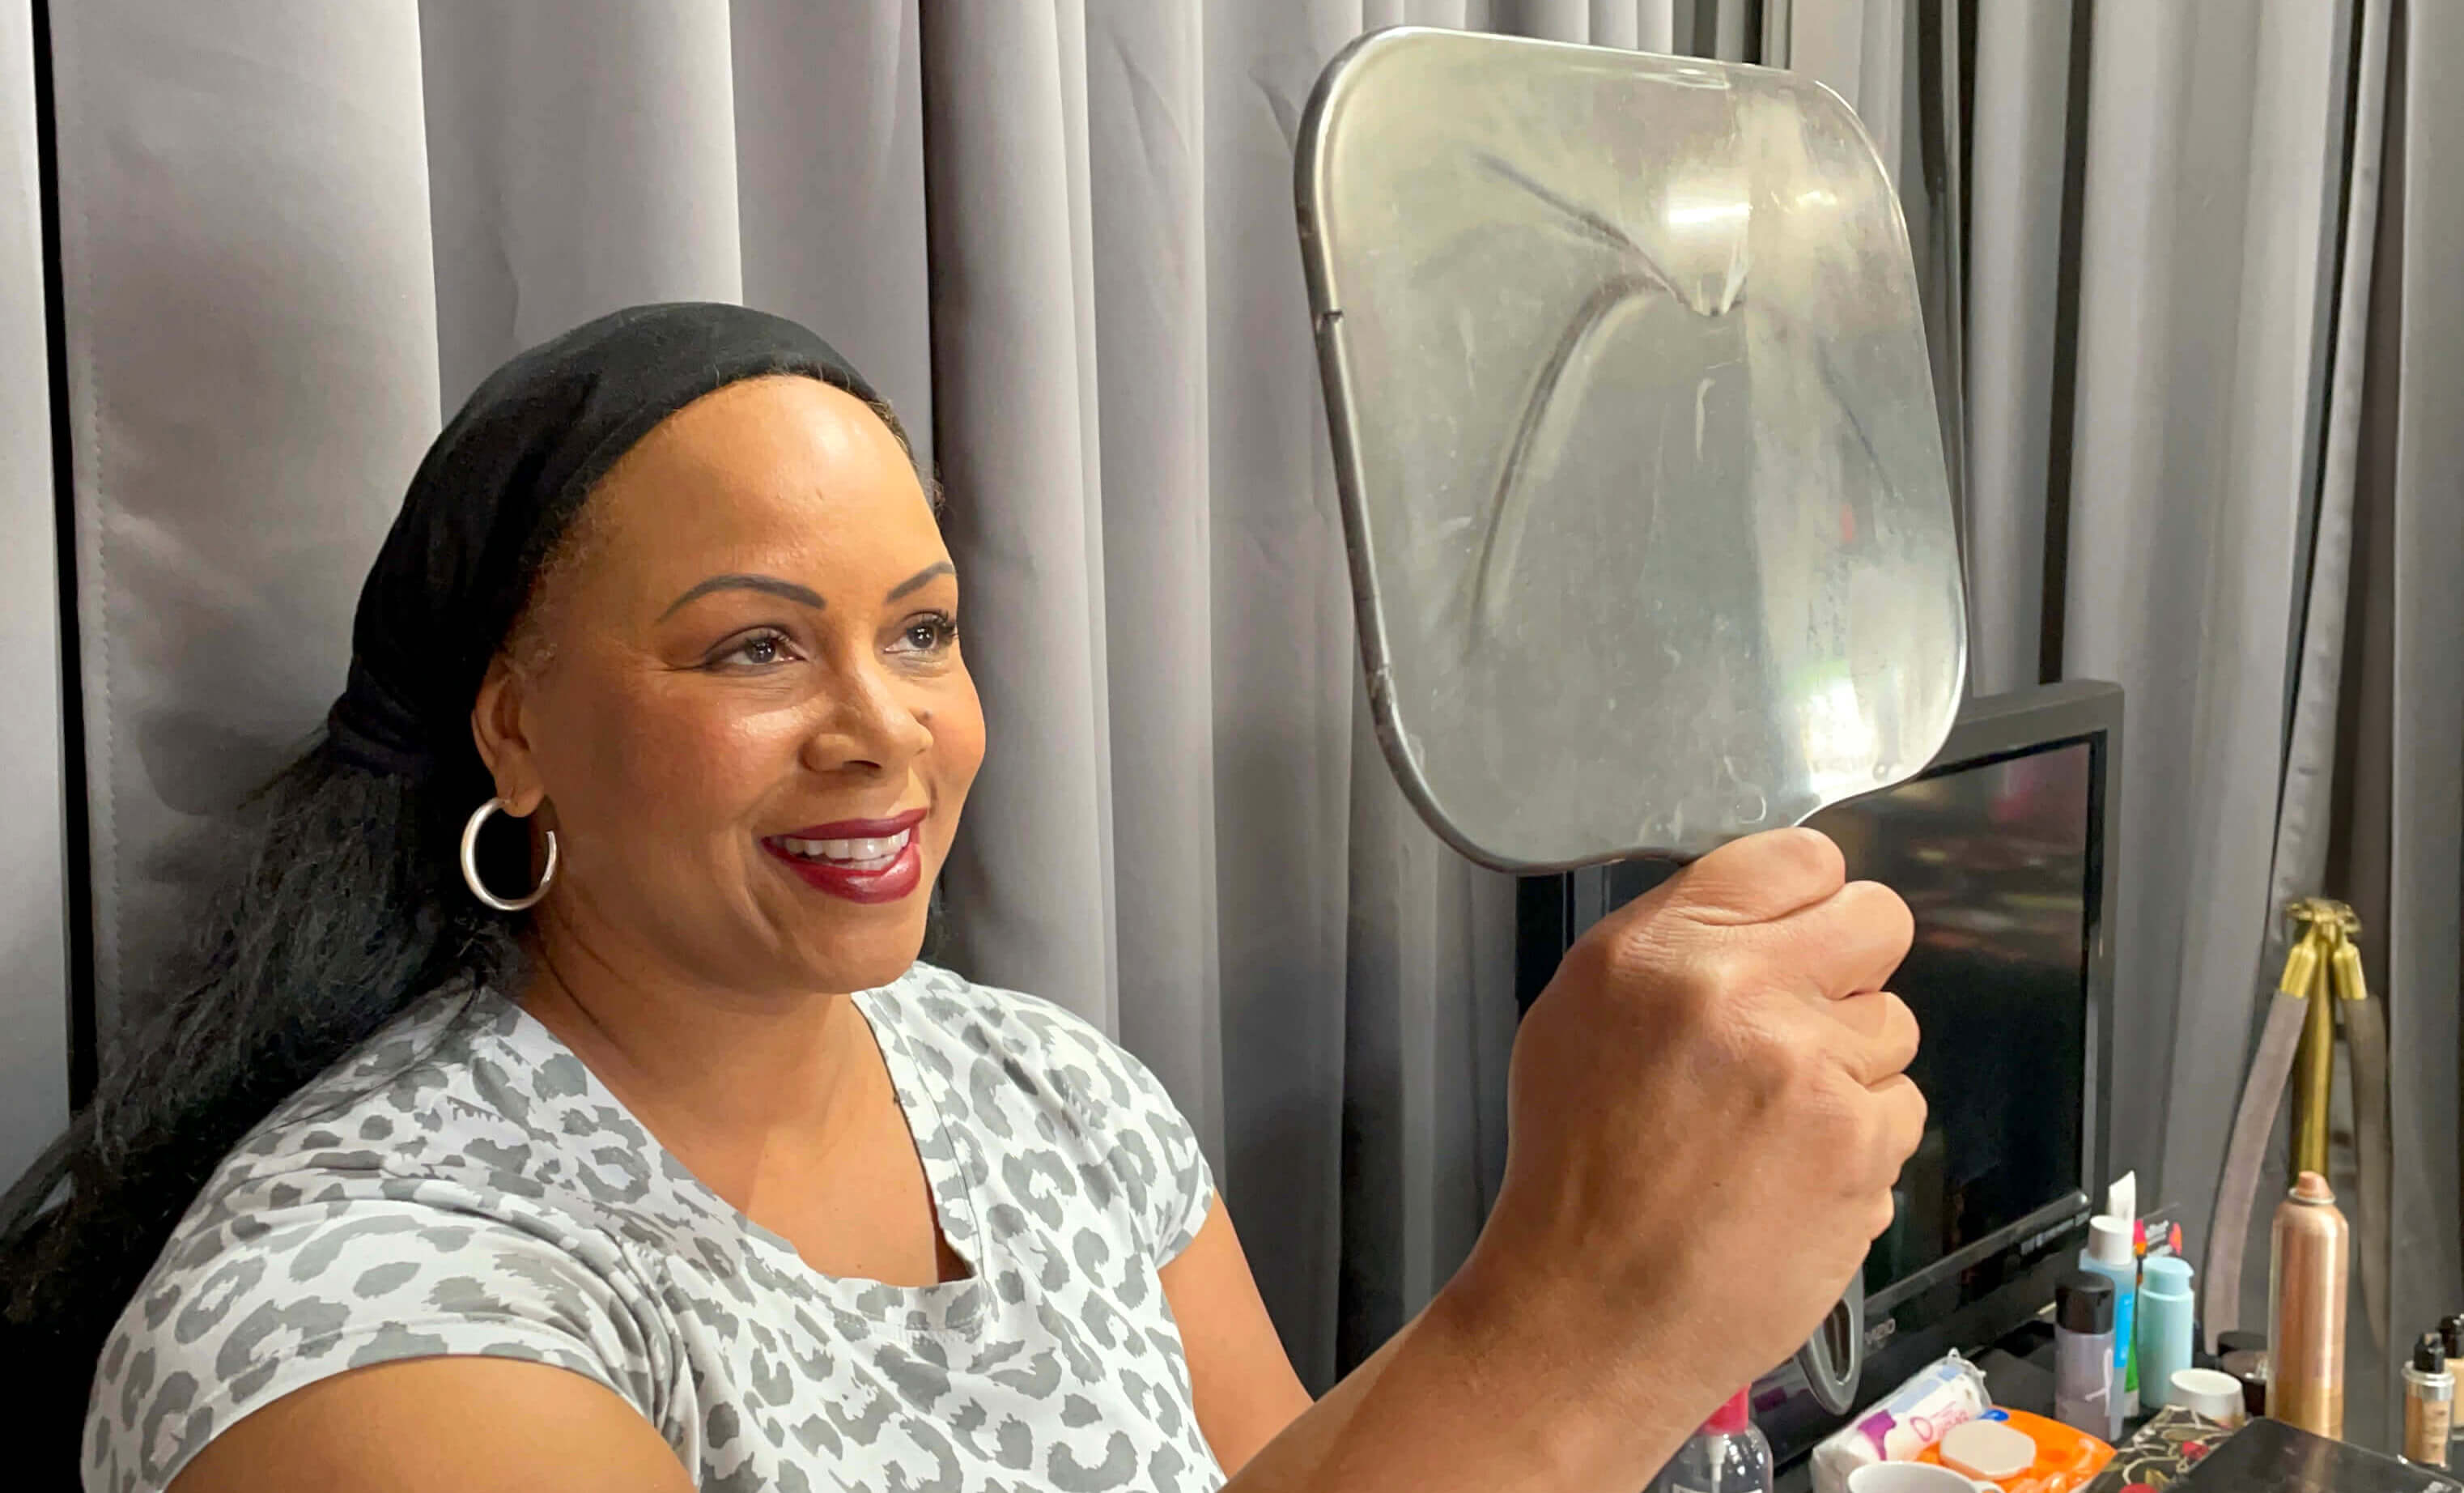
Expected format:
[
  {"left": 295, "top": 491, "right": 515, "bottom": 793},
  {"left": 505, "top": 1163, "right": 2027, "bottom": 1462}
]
[{"left": 475, "top": 376, "right": 983, "bottom": 999}]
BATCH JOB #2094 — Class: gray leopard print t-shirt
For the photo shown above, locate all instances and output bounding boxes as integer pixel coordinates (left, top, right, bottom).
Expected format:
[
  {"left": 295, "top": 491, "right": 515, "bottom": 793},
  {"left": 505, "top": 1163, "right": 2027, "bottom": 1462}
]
[{"left": 84, "top": 963, "right": 1222, "bottom": 1493}]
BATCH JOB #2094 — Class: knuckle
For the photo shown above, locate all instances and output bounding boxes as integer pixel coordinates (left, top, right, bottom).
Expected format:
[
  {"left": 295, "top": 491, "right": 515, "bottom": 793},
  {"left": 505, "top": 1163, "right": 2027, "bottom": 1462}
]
[
  {"left": 1855, "top": 883, "right": 1918, "bottom": 958},
  {"left": 1752, "top": 1023, "right": 1820, "bottom": 1094},
  {"left": 1865, "top": 1190, "right": 1901, "bottom": 1240},
  {"left": 1766, "top": 827, "right": 1848, "bottom": 897},
  {"left": 1839, "top": 1088, "right": 1886, "bottom": 1161},
  {"left": 1686, "top": 942, "right": 1759, "bottom": 1004},
  {"left": 1592, "top": 906, "right": 1678, "bottom": 977},
  {"left": 1876, "top": 1000, "right": 1922, "bottom": 1075}
]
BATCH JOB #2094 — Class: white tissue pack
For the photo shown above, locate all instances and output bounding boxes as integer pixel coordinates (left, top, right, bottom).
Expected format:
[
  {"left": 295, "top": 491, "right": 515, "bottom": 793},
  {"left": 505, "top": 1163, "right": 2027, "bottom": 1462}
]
[{"left": 1808, "top": 1351, "right": 1993, "bottom": 1493}]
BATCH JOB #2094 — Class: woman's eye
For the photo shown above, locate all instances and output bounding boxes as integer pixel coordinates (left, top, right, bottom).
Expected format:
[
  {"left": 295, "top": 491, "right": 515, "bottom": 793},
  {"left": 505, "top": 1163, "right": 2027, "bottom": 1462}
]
[
  {"left": 894, "top": 613, "right": 958, "bottom": 655},
  {"left": 712, "top": 631, "right": 795, "bottom": 669}
]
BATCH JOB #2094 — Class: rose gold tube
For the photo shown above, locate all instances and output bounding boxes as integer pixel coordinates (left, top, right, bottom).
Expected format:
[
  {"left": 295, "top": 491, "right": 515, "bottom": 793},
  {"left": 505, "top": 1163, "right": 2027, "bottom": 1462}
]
[{"left": 2267, "top": 1170, "right": 2349, "bottom": 1438}]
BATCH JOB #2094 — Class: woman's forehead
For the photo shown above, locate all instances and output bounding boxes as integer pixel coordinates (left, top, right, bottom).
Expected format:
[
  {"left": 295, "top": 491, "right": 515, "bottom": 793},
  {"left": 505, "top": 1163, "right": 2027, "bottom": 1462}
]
[{"left": 582, "top": 376, "right": 938, "bottom": 567}]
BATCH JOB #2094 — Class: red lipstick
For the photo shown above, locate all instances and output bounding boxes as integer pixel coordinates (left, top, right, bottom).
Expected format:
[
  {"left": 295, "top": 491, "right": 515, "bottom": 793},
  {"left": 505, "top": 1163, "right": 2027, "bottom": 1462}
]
[{"left": 761, "top": 807, "right": 928, "bottom": 905}]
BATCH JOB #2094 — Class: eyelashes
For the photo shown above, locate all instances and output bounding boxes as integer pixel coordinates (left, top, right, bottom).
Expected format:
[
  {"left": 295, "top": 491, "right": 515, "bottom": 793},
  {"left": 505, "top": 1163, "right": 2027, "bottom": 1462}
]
[
  {"left": 895, "top": 611, "right": 959, "bottom": 655},
  {"left": 701, "top": 613, "right": 958, "bottom": 673},
  {"left": 707, "top": 628, "right": 797, "bottom": 670}
]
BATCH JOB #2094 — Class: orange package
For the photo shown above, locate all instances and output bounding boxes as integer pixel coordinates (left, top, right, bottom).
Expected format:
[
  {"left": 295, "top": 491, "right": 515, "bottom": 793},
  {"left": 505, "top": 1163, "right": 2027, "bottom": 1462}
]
[{"left": 1916, "top": 1409, "right": 2114, "bottom": 1492}]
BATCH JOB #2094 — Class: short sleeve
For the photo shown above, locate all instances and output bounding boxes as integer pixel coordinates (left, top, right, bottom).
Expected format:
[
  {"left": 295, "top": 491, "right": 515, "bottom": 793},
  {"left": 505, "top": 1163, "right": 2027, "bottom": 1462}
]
[
  {"left": 1100, "top": 1040, "right": 1217, "bottom": 1262},
  {"left": 84, "top": 1172, "right": 676, "bottom": 1493},
  {"left": 1007, "top": 999, "right": 1217, "bottom": 1265}
]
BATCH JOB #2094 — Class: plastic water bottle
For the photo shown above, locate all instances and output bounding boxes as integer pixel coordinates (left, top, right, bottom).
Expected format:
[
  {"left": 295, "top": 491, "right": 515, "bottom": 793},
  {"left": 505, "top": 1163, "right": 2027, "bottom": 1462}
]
[{"left": 1649, "top": 1391, "right": 1774, "bottom": 1493}]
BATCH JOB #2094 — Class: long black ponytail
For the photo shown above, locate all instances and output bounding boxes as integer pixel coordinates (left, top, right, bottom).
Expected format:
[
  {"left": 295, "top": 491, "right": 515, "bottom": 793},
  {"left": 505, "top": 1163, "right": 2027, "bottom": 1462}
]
[
  {"left": 0, "top": 304, "right": 901, "bottom": 1487},
  {"left": 0, "top": 742, "right": 513, "bottom": 1475}
]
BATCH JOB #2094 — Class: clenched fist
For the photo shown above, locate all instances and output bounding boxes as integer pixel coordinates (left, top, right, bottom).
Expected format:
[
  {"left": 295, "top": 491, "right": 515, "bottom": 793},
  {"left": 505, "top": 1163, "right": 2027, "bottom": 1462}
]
[{"left": 1452, "top": 827, "right": 1925, "bottom": 1432}]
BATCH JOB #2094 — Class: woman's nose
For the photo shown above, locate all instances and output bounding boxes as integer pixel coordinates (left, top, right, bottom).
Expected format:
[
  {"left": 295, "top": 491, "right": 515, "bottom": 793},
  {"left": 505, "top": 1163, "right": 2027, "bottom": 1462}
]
[{"left": 801, "top": 656, "right": 932, "bottom": 772}]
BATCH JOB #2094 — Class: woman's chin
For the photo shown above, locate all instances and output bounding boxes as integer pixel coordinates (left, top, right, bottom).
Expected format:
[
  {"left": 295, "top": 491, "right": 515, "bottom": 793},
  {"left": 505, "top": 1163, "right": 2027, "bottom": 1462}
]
[{"left": 792, "top": 921, "right": 932, "bottom": 996}]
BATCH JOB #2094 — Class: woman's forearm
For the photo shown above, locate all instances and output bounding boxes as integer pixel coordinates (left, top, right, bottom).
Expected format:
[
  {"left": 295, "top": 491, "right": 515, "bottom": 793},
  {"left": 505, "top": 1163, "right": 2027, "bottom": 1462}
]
[{"left": 1223, "top": 1265, "right": 1706, "bottom": 1493}]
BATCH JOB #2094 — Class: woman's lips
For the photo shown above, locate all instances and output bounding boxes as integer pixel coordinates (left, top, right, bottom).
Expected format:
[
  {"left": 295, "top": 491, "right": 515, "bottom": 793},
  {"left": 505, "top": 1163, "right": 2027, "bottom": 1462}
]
[{"left": 761, "top": 808, "right": 927, "bottom": 904}]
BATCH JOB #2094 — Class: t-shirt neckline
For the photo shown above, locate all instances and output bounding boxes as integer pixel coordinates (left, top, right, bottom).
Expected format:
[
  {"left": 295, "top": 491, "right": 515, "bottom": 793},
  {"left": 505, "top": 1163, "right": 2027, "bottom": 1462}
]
[{"left": 469, "top": 969, "right": 991, "bottom": 1336}]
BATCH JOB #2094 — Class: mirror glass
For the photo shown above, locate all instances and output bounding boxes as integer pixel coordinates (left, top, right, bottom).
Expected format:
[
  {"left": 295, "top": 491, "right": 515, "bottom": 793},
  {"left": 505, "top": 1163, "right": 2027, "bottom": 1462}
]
[{"left": 1299, "top": 30, "right": 1968, "bottom": 869}]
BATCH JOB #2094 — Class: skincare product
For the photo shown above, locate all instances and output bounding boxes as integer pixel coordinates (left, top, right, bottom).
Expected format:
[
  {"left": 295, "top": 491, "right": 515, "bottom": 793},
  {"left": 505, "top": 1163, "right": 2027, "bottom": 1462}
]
[
  {"left": 2404, "top": 1333, "right": 2453, "bottom": 1469},
  {"left": 2136, "top": 1255, "right": 2195, "bottom": 1414},
  {"left": 2444, "top": 1316, "right": 2464, "bottom": 1465},
  {"left": 2056, "top": 1271, "right": 2119, "bottom": 1442},
  {"left": 2105, "top": 1174, "right": 2139, "bottom": 1397},
  {"left": 2080, "top": 1216, "right": 2139, "bottom": 1414},
  {"left": 2167, "top": 1368, "right": 2247, "bottom": 1429}
]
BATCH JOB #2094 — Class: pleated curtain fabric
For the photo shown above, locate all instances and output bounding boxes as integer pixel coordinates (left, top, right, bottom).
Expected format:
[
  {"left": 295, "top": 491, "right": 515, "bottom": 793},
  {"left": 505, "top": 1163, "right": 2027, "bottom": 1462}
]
[
  {"left": 0, "top": 1, "right": 70, "bottom": 1191},
  {"left": 2063, "top": 0, "right": 2356, "bottom": 1254},
  {"left": 1955, "top": 0, "right": 2464, "bottom": 1448},
  {"left": 2328, "top": 0, "right": 2464, "bottom": 1442}
]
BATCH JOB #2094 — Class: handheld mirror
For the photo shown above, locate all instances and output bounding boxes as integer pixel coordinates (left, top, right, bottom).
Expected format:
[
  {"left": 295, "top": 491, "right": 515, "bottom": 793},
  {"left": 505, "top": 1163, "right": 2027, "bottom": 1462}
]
[{"left": 1294, "top": 28, "right": 1969, "bottom": 1413}]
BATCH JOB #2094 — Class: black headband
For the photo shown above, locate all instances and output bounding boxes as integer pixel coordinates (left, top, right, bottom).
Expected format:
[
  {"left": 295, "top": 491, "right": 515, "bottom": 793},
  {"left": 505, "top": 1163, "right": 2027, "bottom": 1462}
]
[{"left": 325, "top": 302, "right": 886, "bottom": 783}]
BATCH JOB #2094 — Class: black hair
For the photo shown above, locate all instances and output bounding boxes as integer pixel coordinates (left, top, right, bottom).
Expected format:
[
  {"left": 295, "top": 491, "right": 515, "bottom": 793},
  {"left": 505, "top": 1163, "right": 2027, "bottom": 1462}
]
[{"left": 0, "top": 304, "right": 918, "bottom": 1486}]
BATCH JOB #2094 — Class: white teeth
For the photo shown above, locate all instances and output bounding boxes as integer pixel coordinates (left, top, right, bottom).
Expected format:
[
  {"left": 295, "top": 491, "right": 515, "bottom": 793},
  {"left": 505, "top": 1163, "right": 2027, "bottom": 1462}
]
[{"left": 779, "top": 827, "right": 913, "bottom": 871}]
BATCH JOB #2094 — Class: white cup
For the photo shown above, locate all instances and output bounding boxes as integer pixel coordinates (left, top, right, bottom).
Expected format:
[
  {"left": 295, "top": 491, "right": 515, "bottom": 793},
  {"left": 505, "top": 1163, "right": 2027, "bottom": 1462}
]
[
  {"left": 2168, "top": 1367, "right": 2248, "bottom": 1427},
  {"left": 1846, "top": 1464, "right": 1986, "bottom": 1493}
]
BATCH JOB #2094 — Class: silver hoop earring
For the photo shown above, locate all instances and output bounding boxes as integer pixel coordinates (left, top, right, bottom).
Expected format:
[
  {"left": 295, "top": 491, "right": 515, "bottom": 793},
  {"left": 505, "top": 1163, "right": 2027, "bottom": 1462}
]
[{"left": 461, "top": 797, "right": 559, "bottom": 912}]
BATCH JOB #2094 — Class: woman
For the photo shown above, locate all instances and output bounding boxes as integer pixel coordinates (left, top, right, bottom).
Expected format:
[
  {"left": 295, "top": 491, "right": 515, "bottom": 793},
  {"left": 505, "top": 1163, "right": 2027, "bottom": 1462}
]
[{"left": 2, "top": 304, "right": 1922, "bottom": 1493}]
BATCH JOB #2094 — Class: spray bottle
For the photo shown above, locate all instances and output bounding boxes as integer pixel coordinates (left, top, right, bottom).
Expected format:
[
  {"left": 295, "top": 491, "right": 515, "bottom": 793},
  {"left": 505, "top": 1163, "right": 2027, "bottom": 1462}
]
[{"left": 2266, "top": 1170, "right": 2349, "bottom": 1437}]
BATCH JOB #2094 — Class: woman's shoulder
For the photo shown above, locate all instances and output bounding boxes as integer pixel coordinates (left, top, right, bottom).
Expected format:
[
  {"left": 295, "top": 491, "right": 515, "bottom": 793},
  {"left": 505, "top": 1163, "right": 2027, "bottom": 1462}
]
[
  {"left": 873, "top": 963, "right": 1215, "bottom": 1260},
  {"left": 188, "top": 984, "right": 476, "bottom": 1189},
  {"left": 159, "top": 978, "right": 715, "bottom": 1309},
  {"left": 90, "top": 985, "right": 686, "bottom": 1491},
  {"left": 206, "top": 980, "right": 545, "bottom": 1189},
  {"left": 871, "top": 962, "right": 1183, "bottom": 1124},
  {"left": 91, "top": 1172, "right": 674, "bottom": 1493}
]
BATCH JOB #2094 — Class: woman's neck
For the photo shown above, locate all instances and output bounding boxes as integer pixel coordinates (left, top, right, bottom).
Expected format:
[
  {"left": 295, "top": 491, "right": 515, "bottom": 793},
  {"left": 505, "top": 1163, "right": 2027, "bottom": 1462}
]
[{"left": 514, "top": 908, "right": 878, "bottom": 1169}]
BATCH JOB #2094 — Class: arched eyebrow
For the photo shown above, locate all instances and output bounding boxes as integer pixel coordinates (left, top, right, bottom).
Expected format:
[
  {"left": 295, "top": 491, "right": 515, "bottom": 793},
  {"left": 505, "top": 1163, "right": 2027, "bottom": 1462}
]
[
  {"left": 886, "top": 562, "right": 954, "bottom": 602},
  {"left": 658, "top": 573, "right": 826, "bottom": 620}
]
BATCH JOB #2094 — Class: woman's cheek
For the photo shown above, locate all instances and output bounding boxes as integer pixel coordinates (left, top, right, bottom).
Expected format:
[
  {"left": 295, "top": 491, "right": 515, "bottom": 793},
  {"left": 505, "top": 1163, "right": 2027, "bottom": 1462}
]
[
  {"left": 614, "top": 698, "right": 786, "bottom": 818},
  {"left": 933, "top": 672, "right": 988, "bottom": 789}
]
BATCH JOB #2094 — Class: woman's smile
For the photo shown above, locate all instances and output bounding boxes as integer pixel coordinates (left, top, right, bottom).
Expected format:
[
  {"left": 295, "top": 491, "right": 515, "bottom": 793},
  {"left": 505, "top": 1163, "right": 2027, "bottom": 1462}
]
[{"left": 760, "top": 807, "right": 928, "bottom": 904}]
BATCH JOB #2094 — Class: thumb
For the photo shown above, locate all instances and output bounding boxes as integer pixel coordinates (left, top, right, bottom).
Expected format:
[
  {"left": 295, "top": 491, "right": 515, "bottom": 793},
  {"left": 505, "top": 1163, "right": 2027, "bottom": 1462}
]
[{"left": 1634, "top": 827, "right": 1847, "bottom": 929}]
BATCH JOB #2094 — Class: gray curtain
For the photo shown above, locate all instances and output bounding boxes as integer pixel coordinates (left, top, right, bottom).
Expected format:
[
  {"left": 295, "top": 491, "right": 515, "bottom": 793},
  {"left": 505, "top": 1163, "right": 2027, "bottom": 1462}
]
[
  {"left": 2065, "top": 0, "right": 2354, "bottom": 1213},
  {"left": 1960, "top": 0, "right": 2463, "bottom": 1452},
  {"left": 0, "top": 0, "right": 70, "bottom": 1189},
  {"left": 2328, "top": 0, "right": 2464, "bottom": 1442}
]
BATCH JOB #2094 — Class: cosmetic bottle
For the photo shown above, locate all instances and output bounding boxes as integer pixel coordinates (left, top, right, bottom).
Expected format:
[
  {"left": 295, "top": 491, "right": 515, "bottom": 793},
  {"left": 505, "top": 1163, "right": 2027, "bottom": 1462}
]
[
  {"left": 2136, "top": 1255, "right": 2195, "bottom": 1414},
  {"left": 2405, "top": 1333, "right": 2453, "bottom": 1468},
  {"left": 2055, "top": 1271, "right": 2120, "bottom": 1443},
  {"left": 2266, "top": 1171, "right": 2349, "bottom": 1438},
  {"left": 2079, "top": 1216, "right": 2138, "bottom": 1419},
  {"left": 1650, "top": 1390, "right": 1773, "bottom": 1493}
]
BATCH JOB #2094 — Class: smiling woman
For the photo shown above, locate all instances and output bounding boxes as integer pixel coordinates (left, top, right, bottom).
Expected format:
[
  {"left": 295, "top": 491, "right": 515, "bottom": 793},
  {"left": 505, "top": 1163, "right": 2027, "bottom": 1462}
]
[
  {"left": 0, "top": 305, "right": 1309, "bottom": 1492},
  {"left": 2, "top": 301, "right": 1929, "bottom": 1493},
  {"left": 465, "top": 371, "right": 983, "bottom": 998}
]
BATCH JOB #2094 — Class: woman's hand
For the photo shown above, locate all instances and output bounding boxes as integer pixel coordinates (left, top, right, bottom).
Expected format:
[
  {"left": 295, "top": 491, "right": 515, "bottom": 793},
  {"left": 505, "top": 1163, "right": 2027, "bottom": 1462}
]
[
  {"left": 1459, "top": 825, "right": 1923, "bottom": 1429},
  {"left": 1229, "top": 827, "right": 1922, "bottom": 1493}
]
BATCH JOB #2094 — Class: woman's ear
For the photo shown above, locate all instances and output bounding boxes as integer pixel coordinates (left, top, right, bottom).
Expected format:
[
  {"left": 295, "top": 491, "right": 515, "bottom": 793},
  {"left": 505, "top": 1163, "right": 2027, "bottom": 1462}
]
[{"left": 471, "top": 657, "right": 546, "bottom": 815}]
